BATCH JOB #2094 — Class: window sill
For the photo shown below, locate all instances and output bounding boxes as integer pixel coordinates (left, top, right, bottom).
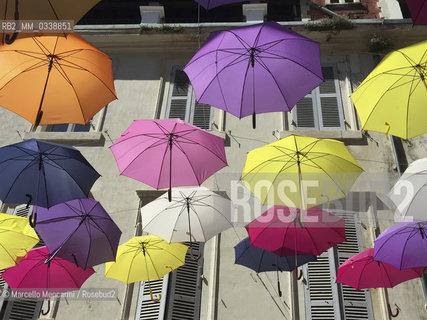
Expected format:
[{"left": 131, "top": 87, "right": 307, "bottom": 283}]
[
  {"left": 22, "top": 131, "right": 105, "bottom": 146},
  {"left": 280, "top": 130, "right": 365, "bottom": 144}
]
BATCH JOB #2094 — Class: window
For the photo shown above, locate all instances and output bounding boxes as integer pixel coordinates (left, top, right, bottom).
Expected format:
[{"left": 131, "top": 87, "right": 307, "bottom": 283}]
[
  {"left": 47, "top": 122, "right": 92, "bottom": 132},
  {"left": 303, "top": 211, "right": 374, "bottom": 320},
  {"left": 292, "top": 66, "right": 345, "bottom": 131},
  {"left": 166, "top": 69, "right": 212, "bottom": 130},
  {"left": 134, "top": 191, "right": 204, "bottom": 320}
]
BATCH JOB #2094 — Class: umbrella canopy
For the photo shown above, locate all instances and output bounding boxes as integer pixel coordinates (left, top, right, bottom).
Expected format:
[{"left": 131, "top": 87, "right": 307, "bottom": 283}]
[
  {"left": 406, "top": 0, "right": 427, "bottom": 25},
  {"left": 247, "top": 206, "right": 346, "bottom": 256},
  {"left": 141, "top": 187, "right": 233, "bottom": 243},
  {"left": 2, "top": 246, "right": 95, "bottom": 294},
  {"left": 351, "top": 40, "right": 427, "bottom": 139},
  {"left": 0, "top": 212, "right": 39, "bottom": 269},
  {"left": 388, "top": 157, "right": 427, "bottom": 219},
  {"left": 0, "top": 33, "right": 116, "bottom": 126},
  {"left": 240, "top": 134, "right": 363, "bottom": 208},
  {"left": 184, "top": 21, "right": 323, "bottom": 128},
  {"left": 35, "top": 198, "right": 122, "bottom": 269},
  {"left": 0, "top": 0, "right": 99, "bottom": 23},
  {"left": 374, "top": 220, "right": 427, "bottom": 269},
  {"left": 337, "top": 248, "right": 423, "bottom": 290},
  {"left": 110, "top": 119, "right": 227, "bottom": 200},
  {"left": 0, "top": 139, "right": 100, "bottom": 209},
  {"left": 234, "top": 237, "right": 317, "bottom": 273},
  {"left": 105, "top": 235, "right": 188, "bottom": 284},
  {"left": 194, "top": 0, "right": 252, "bottom": 10}
]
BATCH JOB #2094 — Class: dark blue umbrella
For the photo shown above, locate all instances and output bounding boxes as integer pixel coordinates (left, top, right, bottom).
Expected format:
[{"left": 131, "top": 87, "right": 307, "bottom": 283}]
[
  {"left": 234, "top": 238, "right": 317, "bottom": 296},
  {"left": 0, "top": 139, "right": 100, "bottom": 225},
  {"left": 35, "top": 198, "right": 121, "bottom": 269}
]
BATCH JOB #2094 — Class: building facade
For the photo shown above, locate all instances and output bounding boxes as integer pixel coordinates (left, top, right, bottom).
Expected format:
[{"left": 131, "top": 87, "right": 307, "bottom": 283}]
[{"left": 0, "top": 0, "right": 426, "bottom": 319}]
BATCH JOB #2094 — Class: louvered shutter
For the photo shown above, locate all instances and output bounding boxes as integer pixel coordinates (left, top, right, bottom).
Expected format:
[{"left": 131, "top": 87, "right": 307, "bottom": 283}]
[
  {"left": 166, "top": 69, "right": 212, "bottom": 129},
  {"left": 303, "top": 249, "right": 342, "bottom": 320},
  {"left": 317, "top": 66, "right": 344, "bottom": 130},
  {"left": 167, "top": 70, "right": 192, "bottom": 122},
  {"left": 191, "top": 103, "right": 212, "bottom": 130},
  {"left": 335, "top": 212, "right": 374, "bottom": 320},
  {"left": 1, "top": 205, "right": 43, "bottom": 320},
  {"left": 293, "top": 96, "right": 317, "bottom": 130},
  {"left": 165, "top": 242, "right": 204, "bottom": 320},
  {"left": 292, "top": 65, "right": 344, "bottom": 130},
  {"left": 135, "top": 275, "right": 169, "bottom": 320}
]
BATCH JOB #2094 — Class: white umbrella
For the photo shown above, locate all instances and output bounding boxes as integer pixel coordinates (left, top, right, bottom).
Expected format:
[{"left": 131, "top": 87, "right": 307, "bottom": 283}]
[
  {"left": 388, "top": 158, "right": 427, "bottom": 219},
  {"left": 141, "top": 187, "right": 233, "bottom": 245}
]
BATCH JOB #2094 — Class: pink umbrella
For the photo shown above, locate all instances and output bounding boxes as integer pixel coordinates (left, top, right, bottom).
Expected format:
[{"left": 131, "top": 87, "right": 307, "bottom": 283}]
[
  {"left": 110, "top": 119, "right": 227, "bottom": 200},
  {"left": 246, "top": 206, "right": 346, "bottom": 256},
  {"left": 2, "top": 246, "right": 94, "bottom": 295},
  {"left": 336, "top": 248, "right": 423, "bottom": 290}
]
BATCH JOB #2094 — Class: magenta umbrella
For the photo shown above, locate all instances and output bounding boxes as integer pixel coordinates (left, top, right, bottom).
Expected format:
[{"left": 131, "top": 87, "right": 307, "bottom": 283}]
[
  {"left": 336, "top": 248, "right": 423, "bottom": 290},
  {"left": 406, "top": 0, "right": 427, "bottom": 25},
  {"left": 110, "top": 119, "right": 227, "bottom": 201},
  {"left": 2, "top": 246, "right": 94, "bottom": 295},
  {"left": 246, "top": 206, "right": 346, "bottom": 256},
  {"left": 184, "top": 21, "right": 323, "bottom": 128}
]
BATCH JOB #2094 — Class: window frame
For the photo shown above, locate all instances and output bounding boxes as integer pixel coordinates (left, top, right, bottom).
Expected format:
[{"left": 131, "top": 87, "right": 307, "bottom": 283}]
[
  {"left": 165, "top": 67, "right": 213, "bottom": 130},
  {"left": 291, "top": 64, "right": 345, "bottom": 131}
]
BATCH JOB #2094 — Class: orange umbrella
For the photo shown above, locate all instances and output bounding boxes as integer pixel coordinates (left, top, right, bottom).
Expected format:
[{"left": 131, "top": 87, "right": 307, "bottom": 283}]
[{"left": 0, "top": 33, "right": 116, "bottom": 126}]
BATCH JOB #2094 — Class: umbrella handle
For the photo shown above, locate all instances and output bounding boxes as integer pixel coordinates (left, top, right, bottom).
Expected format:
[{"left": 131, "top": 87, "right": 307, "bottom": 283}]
[
  {"left": 149, "top": 288, "right": 162, "bottom": 302},
  {"left": 296, "top": 268, "right": 303, "bottom": 280},
  {"left": 4, "top": 31, "right": 18, "bottom": 45},
  {"left": 29, "top": 207, "right": 37, "bottom": 228},
  {"left": 40, "top": 299, "right": 51, "bottom": 316},
  {"left": 25, "top": 194, "right": 32, "bottom": 209},
  {"left": 388, "top": 303, "right": 400, "bottom": 318},
  {"left": 168, "top": 188, "right": 172, "bottom": 202},
  {"left": 277, "top": 279, "right": 282, "bottom": 297}
]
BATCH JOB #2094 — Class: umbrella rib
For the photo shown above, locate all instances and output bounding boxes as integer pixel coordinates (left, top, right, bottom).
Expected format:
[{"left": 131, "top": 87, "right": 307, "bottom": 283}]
[
  {"left": 0, "top": 241, "right": 20, "bottom": 265},
  {"left": 1, "top": 157, "right": 38, "bottom": 201},
  {"left": 405, "top": 68, "right": 419, "bottom": 139},
  {"left": 172, "top": 143, "right": 204, "bottom": 186},
  {"left": 55, "top": 260, "right": 82, "bottom": 288},
  {"left": 175, "top": 135, "right": 227, "bottom": 165},
  {"left": 359, "top": 67, "right": 417, "bottom": 130}
]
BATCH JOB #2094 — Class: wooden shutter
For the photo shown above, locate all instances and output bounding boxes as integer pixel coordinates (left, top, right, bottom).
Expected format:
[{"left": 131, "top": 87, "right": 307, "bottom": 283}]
[
  {"left": 292, "top": 65, "right": 344, "bottom": 131},
  {"left": 335, "top": 212, "right": 374, "bottom": 320},
  {"left": 166, "top": 69, "right": 212, "bottom": 129},
  {"left": 1, "top": 205, "right": 43, "bottom": 320},
  {"left": 293, "top": 96, "right": 317, "bottom": 130},
  {"left": 191, "top": 103, "right": 212, "bottom": 130},
  {"left": 166, "top": 242, "right": 204, "bottom": 320},
  {"left": 134, "top": 275, "right": 169, "bottom": 320},
  {"left": 317, "top": 66, "right": 344, "bottom": 130},
  {"left": 303, "top": 249, "right": 342, "bottom": 320},
  {"left": 167, "top": 70, "right": 192, "bottom": 122}
]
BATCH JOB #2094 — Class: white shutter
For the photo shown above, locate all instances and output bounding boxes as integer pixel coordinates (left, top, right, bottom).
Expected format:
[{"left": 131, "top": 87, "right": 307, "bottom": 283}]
[
  {"left": 166, "top": 242, "right": 204, "bottom": 320},
  {"left": 303, "top": 249, "right": 342, "bottom": 320},
  {"left": 317, "top": 66, "right": 344, "bottom": 130},
  {"left": 134, "top": 275, "right": 169, "bottom": 320},
  {"left": 335, "top": 212, "right": 374, "bottom": 320},
  {"left": 292, "top": 65, "right": 344, "bottom": 131},
  {"left": 166, "top": 69, "right": 212, "bottom": 129},
  {"left": 293, "top": 96, "right": 317, "bottom": 130},
  {"left": 1, "top": 206, "right": 44, "bottom": 320}
]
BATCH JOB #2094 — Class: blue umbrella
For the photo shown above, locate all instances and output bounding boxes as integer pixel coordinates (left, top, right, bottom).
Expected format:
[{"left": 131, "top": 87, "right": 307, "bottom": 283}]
[
  {"left": 234, "top": 238, "right": 316, "bottom": 296},
  {"left": 0, "top": 139, "right": 100, "bottom": 225}
]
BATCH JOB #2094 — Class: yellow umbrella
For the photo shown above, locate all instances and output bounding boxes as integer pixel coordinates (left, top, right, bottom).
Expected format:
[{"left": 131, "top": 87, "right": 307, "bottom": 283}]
[
  {"left": 105, "top": 235, "right": 188, "bottom": 287},
  {"left": 351, "top": 40, "right": 427, "bottom": 139},
  {"left": 240, "top": 135, "right": 363, "bottom": 209},
  {"left": 0, "top": 212, "right": 39, "bottom": 269}
]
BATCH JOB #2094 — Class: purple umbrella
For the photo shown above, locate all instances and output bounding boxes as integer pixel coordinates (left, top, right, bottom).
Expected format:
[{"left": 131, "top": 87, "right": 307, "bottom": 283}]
[
  {"left": 374, "top": 220, "right": 427, "bottom": 270},
  {"left": 35, "top": 198, "right": 122, "bottom": 269},
  {"left": 195, "top": 0, "right": 253, "bottom": 10},
  {"left": 406, "top": 0, "right": 427, "bottom": 25},
  {"left": 184, "top": 21, "right": 323, "bottom": 128}
]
